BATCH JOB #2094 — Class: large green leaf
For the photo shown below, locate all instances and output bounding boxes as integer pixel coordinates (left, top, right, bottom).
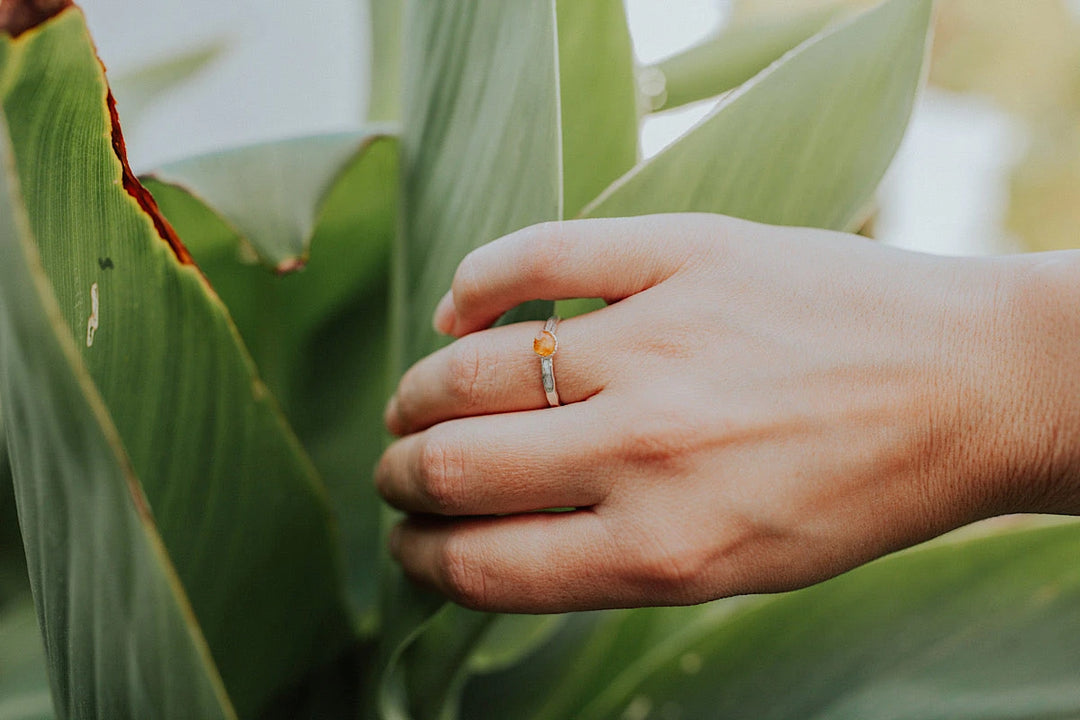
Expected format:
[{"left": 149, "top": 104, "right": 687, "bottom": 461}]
[
  {"left": 460, "top": 522, "right": 1080, "bottom": 720},
  {"left": 0, "top": 103, "right": 234, "bottom": 718},
  {"left": 555, "top": 0, "right": 638, "bottom": 217},
  {"left": 641, "top": 6, "right": 846, "bottom": 112},
  {"left": 584, "top": 0, "right": 932, "bottom": 232},
  {"left": 366, "top": 0, "right": 403, "bottom": 123},
  {"left": 145, "top": 133, "right": 399, "bottom": 634},
  {"left": 0, "top": 9, "right": 349, "bottom": 716},
  {"left": 396, "top": 1, "right": 563, "bottom": 370},
  {"left": 459, "top": 601, "right": 757, "bottom": 720},
  {"left": 148, "top": 132, "right": 390, "bottom": 272},
  {"left": 580, "top": 521, "right": 1080, "bottom": 720},
  {"left": 380, "top": 1, "right": 568, "bottom": 717},
  {"left": 0, "top": 602, "right": 53, "bottom": 720}
]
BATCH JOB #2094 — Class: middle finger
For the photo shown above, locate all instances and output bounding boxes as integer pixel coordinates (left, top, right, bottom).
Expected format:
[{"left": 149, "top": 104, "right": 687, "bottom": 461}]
[{"left": 376, "top": 399, "right": 615, "bottom": 516}]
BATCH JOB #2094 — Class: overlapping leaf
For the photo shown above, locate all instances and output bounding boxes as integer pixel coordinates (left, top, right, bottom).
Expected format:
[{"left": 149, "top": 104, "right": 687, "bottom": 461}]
[
  {"left": 584, "top": 0, "right": 933, "bottom": 233},
  {"left": 556, "top": 0, "right": 638, "bottom": 217},
  {"left": 0, "top": 603, "right": 54, "bottom": 720},
  {"left": 148, "top": 132, "right": 390, "bottom": 271},
  {"left": 459, "top": 602, "right": 753, "bottom": 720},
  {"left": 461, "top": 521, "right": 1080, "bottom": 720},
  {"left": 145, "top": 133, "right": 399, "bottom": 634},
  {"left": 641, "top": 6, "right": 845, "bottom": 112},
  {"left": 396, "top": 1, "right": 563, "bottom": 369},
  {"left": 0, "top": 9, "right": 349, "bottom": 716},
  {"left": 366, "top": 0, "right": 403, "bottom": 123}
]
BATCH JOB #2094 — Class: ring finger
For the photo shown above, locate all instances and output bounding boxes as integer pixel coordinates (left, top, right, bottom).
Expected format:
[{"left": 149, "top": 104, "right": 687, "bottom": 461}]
[{"left": 386, "top": 312, "right": 615, "bottom": 436}]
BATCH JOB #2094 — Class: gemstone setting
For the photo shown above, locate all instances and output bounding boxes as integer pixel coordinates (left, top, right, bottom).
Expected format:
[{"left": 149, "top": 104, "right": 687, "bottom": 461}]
[{"left": 533, "top": 329, "right": 557, "bottom": 357}]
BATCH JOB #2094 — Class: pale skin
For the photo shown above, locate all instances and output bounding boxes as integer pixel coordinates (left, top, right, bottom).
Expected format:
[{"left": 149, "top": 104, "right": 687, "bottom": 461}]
[{"left": 376, "top": 213, "right": 1080, "bottom": 614}]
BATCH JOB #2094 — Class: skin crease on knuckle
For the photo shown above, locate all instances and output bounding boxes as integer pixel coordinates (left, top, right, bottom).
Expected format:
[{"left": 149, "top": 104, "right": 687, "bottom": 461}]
[
  {"left": 436, "top": 533, "right": 490, "bottom": 608},
  {"left": 445, "top": 339, "right": 486, "bottom": 412},
  {"left": 382, "top": 214, "right": 1080, "bottom": 611},
  {"left": 415, "top": 432, "right": 469, "bottom": 516}
]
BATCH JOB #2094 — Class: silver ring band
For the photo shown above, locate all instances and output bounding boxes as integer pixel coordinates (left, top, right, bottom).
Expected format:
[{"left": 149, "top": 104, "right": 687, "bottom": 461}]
[{"left": 534, "top": 315, "right": 561, "bottom": 407}]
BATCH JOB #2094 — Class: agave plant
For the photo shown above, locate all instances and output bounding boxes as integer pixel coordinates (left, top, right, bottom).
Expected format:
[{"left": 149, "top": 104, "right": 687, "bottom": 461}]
[{"left": 2, "top": 0, "right": 1080, "bottom": 718}]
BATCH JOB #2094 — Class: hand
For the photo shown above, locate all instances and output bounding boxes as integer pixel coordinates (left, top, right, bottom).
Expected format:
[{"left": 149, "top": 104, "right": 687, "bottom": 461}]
[{"left": 376, "top": 213, "right": 1078, "bottom": 613}]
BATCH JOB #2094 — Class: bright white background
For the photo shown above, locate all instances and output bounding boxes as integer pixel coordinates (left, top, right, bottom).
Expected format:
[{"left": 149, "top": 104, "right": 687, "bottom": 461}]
[{"left": 79, "top": 0, "right": 1033, "bottom": 257}]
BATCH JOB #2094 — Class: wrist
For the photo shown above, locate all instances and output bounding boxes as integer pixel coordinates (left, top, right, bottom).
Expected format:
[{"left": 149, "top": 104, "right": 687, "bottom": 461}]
[{"left": 964, "top": 252, "right": 1080, "bottom": 516}]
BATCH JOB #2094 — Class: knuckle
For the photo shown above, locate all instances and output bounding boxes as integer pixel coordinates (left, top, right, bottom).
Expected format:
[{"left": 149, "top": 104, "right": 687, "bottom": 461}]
[
  {"left": 517, "top": 221, "right": 572, "bottom": 285},
  {"left": 624, "top": 529, "right": 710, "bottom": 601},
  {"left": 415, "top": 435, "right": 468, "bottom": 514},
  {"left": 445, "top": 341, "right": 484, "bottom": 410},
  {"left": 438, "top": 536, "right": 489, "bottom": 608},
  {"left": 616, "top": 399, "right": 697, "bottom": 472},
  {"left": 636, "top": 322, "right": 698, "bottom": 361}
]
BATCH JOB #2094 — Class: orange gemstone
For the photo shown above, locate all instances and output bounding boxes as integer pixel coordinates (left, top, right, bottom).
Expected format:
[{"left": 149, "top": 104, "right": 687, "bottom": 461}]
[{"left": 533, "top": 330, "right": 557, "bottom": 357}]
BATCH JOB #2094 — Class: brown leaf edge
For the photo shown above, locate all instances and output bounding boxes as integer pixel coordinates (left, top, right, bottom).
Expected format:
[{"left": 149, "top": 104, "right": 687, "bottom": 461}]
[
  {"left": 1, "top": 0, "right": 195, "bottom": 266},
  {"left": 0, "top": 0, "right": 67, "bottom": 38}
]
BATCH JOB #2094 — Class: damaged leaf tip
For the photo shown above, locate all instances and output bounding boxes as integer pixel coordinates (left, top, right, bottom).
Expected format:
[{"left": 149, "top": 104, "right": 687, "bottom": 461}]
[
  {"left": 274, "top": 257, "right": 307, "bottom": 276},
  {"left": 105, "top": 90, "right": 195, "bottom": 266},
  {"left": 0, "top": 0, "right": 72, "bottom": 37}
]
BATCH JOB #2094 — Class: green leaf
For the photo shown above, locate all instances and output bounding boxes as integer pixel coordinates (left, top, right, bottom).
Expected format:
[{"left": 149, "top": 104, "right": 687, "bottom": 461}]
[
  {"left": 380, "top": 1, "right": 569, "bottom": 717},
  {"left": 466, "top": 614, "right": 566, "bottom": 676},
  {"left": 642, "top": 6, "right": 846, "bottom": 112},
  {"left": 399, "top": 611, "right": 564, "bottom": 720},
  {"left": 403, "top": 609, "right": 568, "bottom": 720},
  {"left": 396, "top": 1, "right": 563, "bottom": 370},
  {"left": 389, "top": 2, "right": 641, "bottom": 714},
  {"left": 0, "top": 100, "right": 234, "bottom": 719},
  {"left": 256, "top": 640, "right": 374, "bottom": 720},
  {"left": 556, "top": 0, "right": 639, "bottom": 217},
  {"left": 1, "top": 9, "right": 349, "bottom": 716},
  {"left": 148, "top": 132, "right": 390, "bottom": 271},
  {"left": 0, "top": 402, "right": 27, "bottom": 614},
  {"left": 461, "top": 522, "right": 1080, "bottom": 720},
  {"left": 402, "top": 607, "right": 495, "bottom": 720},
  {"left": 0, "top": 465, "right": 28, "bottom": 614},
  {"left": 109, "top": 39, "right": 226, "bottom": 131},
  {"left": 366, "top": 0, "right": 403, "bottom": 123},
  {"left": 145, "top": 133, "right": 400, "bottom": 635},
  {"left": 584, "top": 0, "right": 932, "bottom": 233},
  {"left": 580, "top": 522, "right": 1080, "bottom": 720},
  {"left": 0, "top": 602, "right": 53, "bottom": 720},
  {"left": 459, "top": 601, "right": 755, "bottom": 720}
]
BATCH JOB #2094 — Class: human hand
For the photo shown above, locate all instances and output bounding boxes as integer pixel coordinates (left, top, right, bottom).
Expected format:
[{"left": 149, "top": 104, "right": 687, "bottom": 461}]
[{"left": 376, "top": 214, "right": 1079, "bottom": 613}]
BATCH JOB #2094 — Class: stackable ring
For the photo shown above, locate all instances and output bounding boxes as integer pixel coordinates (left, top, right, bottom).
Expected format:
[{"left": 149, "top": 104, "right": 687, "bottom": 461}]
[{"left": 532, "top": 315, "right": 560, "bottom": 407}]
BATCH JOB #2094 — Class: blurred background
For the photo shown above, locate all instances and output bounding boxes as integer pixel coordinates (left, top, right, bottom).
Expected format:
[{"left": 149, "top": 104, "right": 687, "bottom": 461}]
[{"left": 79, "top": 0, "right": 1080, "bottom": 257}]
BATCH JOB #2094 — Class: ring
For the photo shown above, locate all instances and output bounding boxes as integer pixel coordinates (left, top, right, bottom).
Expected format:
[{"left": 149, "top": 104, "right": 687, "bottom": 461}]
[{"left": 533, "top": 315, "right": 560, "bottom": 407}]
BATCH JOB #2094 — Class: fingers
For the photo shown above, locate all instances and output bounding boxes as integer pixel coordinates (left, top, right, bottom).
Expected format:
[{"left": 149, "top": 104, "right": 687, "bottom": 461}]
[
  {"left": 435, "top": 216, "right": 697, "bottom": 336},
  {"left": 386, "top": 315, "right": 611, "bottom": 436},
  {"left": 390, "top": 511, "right": 623, "bottom": 613},
  {"left": 376, "top": 400, "right": 614, "bottom": 516}
]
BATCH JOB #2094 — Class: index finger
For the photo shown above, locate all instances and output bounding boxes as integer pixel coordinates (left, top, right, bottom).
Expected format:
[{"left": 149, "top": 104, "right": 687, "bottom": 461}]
[{"left": 435, "top": 215, "right": 701, "bottom": 337}]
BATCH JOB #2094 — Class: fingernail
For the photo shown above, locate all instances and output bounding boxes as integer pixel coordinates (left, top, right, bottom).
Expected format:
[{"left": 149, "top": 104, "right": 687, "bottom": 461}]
[
  {"left": 433, "top": 290, "right": 455, "bottom": 335},
  {"left": 389, "top": 524, "right": 403, "bottom": 559},
  {"left": 383, "top": 394, "right": 400, "bottom": 434}
]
